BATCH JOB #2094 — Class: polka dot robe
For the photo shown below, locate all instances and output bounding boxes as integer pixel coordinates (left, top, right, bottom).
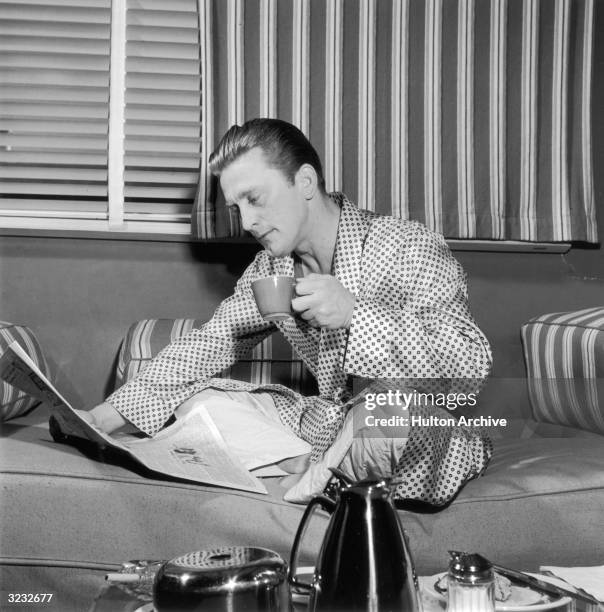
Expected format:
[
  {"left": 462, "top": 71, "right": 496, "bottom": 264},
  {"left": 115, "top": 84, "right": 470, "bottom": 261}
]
[{"left": 107, "top": 193, "right": 493, "bottom": 505}]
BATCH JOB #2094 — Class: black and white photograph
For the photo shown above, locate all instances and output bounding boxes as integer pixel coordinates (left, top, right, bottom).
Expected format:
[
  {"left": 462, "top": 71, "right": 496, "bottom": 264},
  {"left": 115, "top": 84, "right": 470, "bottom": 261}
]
[{"left": 1, "top": 1, "right": 603, "bottom": 611}]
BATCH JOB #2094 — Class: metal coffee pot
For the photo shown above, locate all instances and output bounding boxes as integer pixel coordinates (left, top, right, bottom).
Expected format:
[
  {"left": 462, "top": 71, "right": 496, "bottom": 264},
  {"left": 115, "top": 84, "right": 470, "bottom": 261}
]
[{"left": 289, "top": 470, "right": 423, "bottom": 611}]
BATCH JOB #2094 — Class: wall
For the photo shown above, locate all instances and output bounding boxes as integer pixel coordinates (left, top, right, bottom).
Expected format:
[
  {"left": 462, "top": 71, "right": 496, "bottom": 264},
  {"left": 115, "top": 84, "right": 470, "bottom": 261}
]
[{"left": 0, "top": 237, "right": 257, "bottom": 408}]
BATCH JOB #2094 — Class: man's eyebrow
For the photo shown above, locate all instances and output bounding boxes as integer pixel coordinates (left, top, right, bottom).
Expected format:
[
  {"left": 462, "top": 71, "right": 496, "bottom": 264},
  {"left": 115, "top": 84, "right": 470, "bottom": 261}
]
[
  {"left": 225, "top": 189, "right": 256, "bottom": 207},
  {"left": 223, "top": 192, "right": 243, "bottom": 207}
]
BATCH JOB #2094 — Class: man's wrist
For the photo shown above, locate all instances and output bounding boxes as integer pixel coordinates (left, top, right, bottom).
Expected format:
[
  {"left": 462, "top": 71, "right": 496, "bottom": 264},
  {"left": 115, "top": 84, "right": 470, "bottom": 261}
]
[{"left": 90, "top": 402, "right": 128, "bottom": 434}]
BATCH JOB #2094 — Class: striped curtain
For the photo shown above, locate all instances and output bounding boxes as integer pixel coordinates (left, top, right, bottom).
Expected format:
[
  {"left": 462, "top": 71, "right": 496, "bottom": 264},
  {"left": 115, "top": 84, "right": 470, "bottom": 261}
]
[{"left": 192, "top": 0, "right": 597, "bottom": 243}]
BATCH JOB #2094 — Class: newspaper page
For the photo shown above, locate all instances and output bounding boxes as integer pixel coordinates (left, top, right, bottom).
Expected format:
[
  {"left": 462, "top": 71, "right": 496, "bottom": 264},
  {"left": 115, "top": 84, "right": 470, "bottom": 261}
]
[
  {"left": 0, "top": 341, "right": 119, "bottom": 449},
  {"left": 0, "top": 341, "right": 267, "bottom": 494},
  {"left": 121, "top": 405, "right": 268, "bottom": 494}
]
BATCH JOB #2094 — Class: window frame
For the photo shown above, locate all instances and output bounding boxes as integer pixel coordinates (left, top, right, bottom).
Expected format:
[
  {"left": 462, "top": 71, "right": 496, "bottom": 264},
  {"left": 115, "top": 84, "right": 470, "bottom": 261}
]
[{"left": 0, "top": 0, "right": 200, "bottom": 237}]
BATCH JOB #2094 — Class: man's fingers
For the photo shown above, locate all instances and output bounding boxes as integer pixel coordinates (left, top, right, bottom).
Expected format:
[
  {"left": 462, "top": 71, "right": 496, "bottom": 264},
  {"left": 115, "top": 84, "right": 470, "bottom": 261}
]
[
  {"left": 300, "top": 311, "right": 320, "bottom": 327},
  {"left": 291, "top": 295, "right": 321, "bottom": 326},
  {"left": 294, "top": 273, "right": 329, "bottom": 295},
  {"left": 292, "top": 306, "right": 320, "bottom": 327},
  {"left": 294, "top": 279, "right": 317, "bottom": 296},
  {"left": 291, "top": 295, "right": 314, "bottom": 312}
]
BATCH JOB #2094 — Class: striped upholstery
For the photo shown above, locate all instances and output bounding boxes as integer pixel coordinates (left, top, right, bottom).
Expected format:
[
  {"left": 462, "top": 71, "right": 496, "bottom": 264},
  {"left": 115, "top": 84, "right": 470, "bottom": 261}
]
[
  {"left": 115, "top": 319, "right": 317, "bottom": 395},
  {"left": 521, "top": 307, "right": 604, "bottom": 434},
  {"left": 0, "top": 322, "right": 50, "bottom": 421}
]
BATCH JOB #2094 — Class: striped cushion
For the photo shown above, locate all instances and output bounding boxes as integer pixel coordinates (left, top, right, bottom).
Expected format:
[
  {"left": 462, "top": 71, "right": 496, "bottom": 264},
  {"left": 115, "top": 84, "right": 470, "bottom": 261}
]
[
  {"left": 115, "top": 319, "right": 317, "bottom": 395},
  {"left": 0, "top": 322, "right": 50, "bottom": 421},
  {"left": 521, "top": 307, "right": 604, "bottom": 434}
]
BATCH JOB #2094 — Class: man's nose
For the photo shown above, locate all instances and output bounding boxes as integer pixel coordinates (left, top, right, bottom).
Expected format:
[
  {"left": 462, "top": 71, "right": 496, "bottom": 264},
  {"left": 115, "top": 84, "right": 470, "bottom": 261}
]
[{"left": 239, "top": 205, "right": 257, "bottom": 232}]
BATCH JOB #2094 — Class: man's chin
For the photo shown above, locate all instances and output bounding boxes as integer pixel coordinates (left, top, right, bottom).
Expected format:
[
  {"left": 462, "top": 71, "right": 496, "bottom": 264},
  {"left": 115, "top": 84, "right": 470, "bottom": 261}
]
[
  {"left": 264, "top": 245, "right": 288, "bottom": 258},
  {"left": 262, "top": 241, "right": 290, "bottom": 258}
]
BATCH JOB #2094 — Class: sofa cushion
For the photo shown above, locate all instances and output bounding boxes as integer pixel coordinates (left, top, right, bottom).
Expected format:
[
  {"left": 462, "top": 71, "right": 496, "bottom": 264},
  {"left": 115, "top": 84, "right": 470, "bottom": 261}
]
[
  {"left": 115, "top": 318, "right": 318, "bottom": 395},
  {"left": 2, "top": 404, "right": 604, "bottom": 600},
  {"left": 0, "top": 321, "right": 50, "bottom": 421},
  {"left": 521, "top": 307, "right": 604, "bottom": 434},
  {"left": 0, "top": 404, "right": 328, "bottom": 611}
]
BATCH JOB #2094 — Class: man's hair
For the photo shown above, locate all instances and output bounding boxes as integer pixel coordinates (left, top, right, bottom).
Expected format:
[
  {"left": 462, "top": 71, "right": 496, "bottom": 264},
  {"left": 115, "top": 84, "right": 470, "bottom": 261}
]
[{"left": 208, "top": 118, "right": 326, "bottom": 191}]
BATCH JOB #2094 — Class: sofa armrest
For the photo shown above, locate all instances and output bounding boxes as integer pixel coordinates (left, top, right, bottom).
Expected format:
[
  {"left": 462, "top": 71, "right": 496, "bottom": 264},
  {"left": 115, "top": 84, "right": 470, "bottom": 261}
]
[
  {"left": 521, "top": 307, "right": 604, "bottom": 435},
  {"left": 0, "top": 321, "right": 51, "bottom": 421}
]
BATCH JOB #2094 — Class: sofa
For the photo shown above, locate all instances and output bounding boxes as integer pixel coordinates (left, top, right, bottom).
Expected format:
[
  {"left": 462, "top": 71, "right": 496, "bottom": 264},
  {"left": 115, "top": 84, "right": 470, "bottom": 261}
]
[{"left": 1, "top": 309, "right": 604, "bottom": 611}]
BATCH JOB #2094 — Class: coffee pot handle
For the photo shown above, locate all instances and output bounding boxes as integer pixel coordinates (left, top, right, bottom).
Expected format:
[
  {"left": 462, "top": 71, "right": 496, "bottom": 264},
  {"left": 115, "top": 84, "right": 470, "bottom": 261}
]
[{"left": 288, "top": 495, "right": 336, "bottom": 591}]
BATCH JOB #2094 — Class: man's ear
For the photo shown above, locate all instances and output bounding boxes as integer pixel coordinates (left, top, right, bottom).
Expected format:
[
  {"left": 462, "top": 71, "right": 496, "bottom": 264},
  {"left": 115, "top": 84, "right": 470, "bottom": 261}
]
[{"left": 295, "top": 163, "right": 318, "bottom": 200}]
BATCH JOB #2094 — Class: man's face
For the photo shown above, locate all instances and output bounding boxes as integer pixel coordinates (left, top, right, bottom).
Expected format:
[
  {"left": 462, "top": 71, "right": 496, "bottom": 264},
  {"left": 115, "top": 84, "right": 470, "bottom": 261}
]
[{"left": 219, "top": 147, "right": 309, "bottom": 258}]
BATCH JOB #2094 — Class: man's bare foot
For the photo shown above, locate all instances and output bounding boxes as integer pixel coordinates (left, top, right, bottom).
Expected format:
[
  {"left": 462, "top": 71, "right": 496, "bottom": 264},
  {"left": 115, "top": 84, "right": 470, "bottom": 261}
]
[
  {"left": 279, "top": 472, "right": 305, "bottom": 488},
  {"left": 277, "top": 453, "right": 311, "bottom": 488},
  {"left": 277, "top": 453, "right": 311, "bottom": 474}
]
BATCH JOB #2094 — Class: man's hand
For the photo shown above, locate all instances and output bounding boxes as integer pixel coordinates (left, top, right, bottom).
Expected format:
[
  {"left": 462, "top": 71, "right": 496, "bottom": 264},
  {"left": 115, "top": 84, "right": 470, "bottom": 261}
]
[
  {"left": 50, "top": 403, "right": 128, "bottom": 444},
  {"left": 291, "top": 274, "right": 355, "bottom": 329},
  {"left": 83, "top": 402, "right": 129, "bottom": 434}
]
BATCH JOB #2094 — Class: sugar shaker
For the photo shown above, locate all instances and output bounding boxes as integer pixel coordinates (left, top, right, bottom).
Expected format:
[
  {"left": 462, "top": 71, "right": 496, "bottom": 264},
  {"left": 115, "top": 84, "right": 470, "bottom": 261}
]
[{"left": 446, "top": 551, "right": 495, "bottom": 612}]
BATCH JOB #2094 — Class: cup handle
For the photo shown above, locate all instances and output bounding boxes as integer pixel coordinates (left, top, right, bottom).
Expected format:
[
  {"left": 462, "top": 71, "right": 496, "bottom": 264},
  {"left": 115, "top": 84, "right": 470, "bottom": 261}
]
[{"left": 288, "top": 495, "right": 336, "bottom": 591}]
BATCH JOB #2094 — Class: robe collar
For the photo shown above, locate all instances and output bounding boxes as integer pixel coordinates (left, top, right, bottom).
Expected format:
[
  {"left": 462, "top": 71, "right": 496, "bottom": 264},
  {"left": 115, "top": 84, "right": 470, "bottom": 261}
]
[
  {"left": 330, "top": 192, "right": 373, "bottom": 293},
  {"left": 277, "top": 193, "right": 374, "bottom": 399}
]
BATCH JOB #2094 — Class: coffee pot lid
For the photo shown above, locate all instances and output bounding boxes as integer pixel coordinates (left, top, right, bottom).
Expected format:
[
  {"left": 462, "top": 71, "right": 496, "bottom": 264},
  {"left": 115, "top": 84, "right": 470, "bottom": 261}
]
[
  {"left": 328, "top": 468, "right": 392, "bottom": 499},
  {"left": 347, "top": 478, "right": 391, "bottom": 498}
]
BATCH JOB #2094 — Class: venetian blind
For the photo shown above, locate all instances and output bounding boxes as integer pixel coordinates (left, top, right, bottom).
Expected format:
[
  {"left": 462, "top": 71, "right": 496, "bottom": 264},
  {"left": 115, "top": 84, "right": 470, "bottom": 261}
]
[
  {"left": 124, "top": 0, "right": 202, "bottom": 223},
  {"left": 0, "top": 0, "right": 111, "bottom": 218}
]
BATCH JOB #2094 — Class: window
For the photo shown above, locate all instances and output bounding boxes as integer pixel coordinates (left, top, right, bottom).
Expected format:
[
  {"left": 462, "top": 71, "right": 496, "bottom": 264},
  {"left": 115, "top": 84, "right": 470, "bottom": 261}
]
[{"left": 0, "top": 0, "right": 202, "bottom": 236}]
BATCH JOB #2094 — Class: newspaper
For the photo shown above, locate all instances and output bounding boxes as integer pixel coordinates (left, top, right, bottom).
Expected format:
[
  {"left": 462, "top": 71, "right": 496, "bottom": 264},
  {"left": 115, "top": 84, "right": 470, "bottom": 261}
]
[{"left": 0, "top": 341, "right": 267, "bottom": 494}]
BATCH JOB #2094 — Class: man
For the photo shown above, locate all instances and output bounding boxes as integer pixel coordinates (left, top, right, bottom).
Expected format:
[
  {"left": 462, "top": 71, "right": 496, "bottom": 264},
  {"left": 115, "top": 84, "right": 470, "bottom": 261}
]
[{"left": 70, "top": 118, "right": 492, "bottom": 504}]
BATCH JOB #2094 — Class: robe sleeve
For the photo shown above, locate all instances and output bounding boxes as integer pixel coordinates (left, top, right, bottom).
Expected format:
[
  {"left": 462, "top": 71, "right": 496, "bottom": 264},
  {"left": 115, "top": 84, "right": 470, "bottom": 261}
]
[
  {"left": 342, "top": 223, "right": 491, "bottom": 388},
  {"left": 106, "top": 256, "right": 274, "bottom": 435}
]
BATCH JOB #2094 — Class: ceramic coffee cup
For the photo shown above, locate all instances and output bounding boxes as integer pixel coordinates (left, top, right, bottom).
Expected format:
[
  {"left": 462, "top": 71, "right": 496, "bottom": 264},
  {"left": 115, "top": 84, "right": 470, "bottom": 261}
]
[{"left": 251, "top": 275, "right": 295, "bottom": 321}]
